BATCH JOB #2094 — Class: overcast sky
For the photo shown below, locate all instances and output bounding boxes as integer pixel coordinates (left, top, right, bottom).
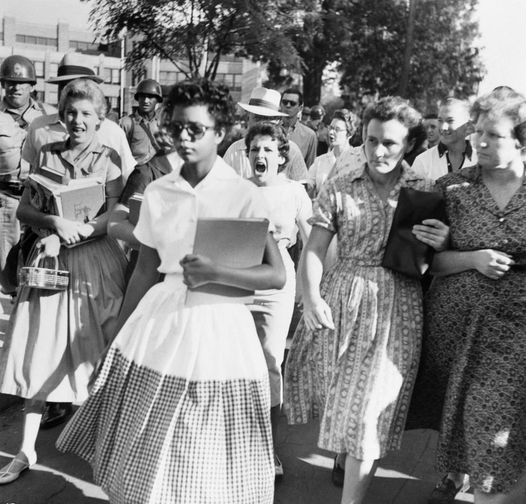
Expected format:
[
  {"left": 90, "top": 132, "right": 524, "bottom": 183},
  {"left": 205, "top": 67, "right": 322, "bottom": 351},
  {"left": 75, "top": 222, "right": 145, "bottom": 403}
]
[
  {"left": 476, "top": 0, "right": 526, "bottom": 95},
  {"left": 0, "top": 0, "right": 524, "bottom": 96}
]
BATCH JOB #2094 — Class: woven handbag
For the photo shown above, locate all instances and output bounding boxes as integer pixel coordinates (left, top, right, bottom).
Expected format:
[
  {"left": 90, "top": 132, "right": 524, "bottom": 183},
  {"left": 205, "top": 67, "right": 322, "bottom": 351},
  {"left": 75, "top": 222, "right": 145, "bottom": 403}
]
[{"left": 19, "top": 252, "right": 69, "bottom": 291}]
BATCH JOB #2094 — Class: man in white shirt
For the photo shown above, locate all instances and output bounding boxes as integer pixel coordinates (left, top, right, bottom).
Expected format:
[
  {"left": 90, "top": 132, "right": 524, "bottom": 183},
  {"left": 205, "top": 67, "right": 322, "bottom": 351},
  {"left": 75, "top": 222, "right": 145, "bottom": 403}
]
[
  {"left": 412, "top": 98, "right": 477, "bottom": 181},
  {"left": 223, "top": 87, "right": 308, "bottom": 181},
  {"left": 423, "top": 113, "right": 440, "bottom": 149}
]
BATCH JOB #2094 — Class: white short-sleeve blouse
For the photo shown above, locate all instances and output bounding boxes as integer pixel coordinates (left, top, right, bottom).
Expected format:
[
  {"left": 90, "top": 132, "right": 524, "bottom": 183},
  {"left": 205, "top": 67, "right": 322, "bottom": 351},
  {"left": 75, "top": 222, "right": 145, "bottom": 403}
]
[{"left": 134, "top": 156, "right": 271, "bottom": 273}]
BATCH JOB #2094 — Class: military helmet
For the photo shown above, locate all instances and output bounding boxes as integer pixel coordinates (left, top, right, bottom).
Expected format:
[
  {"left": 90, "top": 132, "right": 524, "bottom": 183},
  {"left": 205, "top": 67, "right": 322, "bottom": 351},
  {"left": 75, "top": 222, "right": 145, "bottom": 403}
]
[
  {"left": 310, "top": 105, "right": 325, "bottom": 120},
  {"left": 0, "top": 55, "right": 37, "bottom": 84},
  {"left": 134, "top": 79, "right": 163, "bottom": 102}
]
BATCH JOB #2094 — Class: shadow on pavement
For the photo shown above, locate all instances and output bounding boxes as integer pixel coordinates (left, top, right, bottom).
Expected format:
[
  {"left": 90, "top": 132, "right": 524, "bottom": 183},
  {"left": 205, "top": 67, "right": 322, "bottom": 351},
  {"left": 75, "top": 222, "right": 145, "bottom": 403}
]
[{"left": 0, "top": 467, "right": 108, "bottom": 504}]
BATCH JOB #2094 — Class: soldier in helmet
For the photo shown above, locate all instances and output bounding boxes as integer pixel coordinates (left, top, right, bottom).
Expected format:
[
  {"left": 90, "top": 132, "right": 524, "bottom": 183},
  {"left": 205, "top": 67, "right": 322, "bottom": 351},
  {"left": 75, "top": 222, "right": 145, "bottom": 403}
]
[
  {"left": 120, "top": 78, "right": 163, "bottom": 164},
  {"left": 0, "top": 55, "right": 55, "bottom": 295},
  {"left": 0, "top": 55, "right": 55, "bottom": 128},
  {"left": 307, "top": 104, "right": 330, "bottom": 156}
]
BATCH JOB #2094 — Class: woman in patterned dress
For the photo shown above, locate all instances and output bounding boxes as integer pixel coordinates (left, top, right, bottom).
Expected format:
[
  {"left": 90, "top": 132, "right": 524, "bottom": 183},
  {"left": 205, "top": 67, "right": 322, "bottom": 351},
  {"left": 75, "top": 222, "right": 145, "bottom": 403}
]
[
  {"left": 0, "top": 78, "right": 127, "bottom": 484},
  {"left": 245, "top": 122, "right": 312, "bottom": 478},
  {"left": 422, "top": 89, "right": 526, "bottom": 504},
  {"left": 57, "top": 79, "right": 285, "bottom": 504},
  {"left": 284, "top": 96, "right": 449, "bottom": 504}
]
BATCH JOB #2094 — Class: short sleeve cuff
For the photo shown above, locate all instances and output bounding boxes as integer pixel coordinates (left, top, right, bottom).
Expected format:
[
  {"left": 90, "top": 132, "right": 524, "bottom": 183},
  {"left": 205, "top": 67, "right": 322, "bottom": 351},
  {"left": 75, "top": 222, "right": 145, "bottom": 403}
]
[{"left": 132, "top": 184, "right": 157, "bottom": 247}]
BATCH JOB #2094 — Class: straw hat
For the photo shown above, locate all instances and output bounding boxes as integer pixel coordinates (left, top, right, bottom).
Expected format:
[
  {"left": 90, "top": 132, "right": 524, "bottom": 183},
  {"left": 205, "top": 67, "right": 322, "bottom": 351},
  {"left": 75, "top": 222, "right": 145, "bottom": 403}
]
[
  {"left": 47, "top": 52, "right": 103, "bottom": 84},
  {"left": 238, "top": 87, "right": 288, "bottom": 117}
]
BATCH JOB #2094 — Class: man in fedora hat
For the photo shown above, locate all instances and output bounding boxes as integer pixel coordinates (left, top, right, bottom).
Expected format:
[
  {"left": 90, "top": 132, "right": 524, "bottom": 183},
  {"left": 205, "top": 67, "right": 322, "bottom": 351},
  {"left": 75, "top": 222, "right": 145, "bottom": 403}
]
[
  {"left": 22, "top": 52, "right": 135, "bottom": 181},
  {"left": 120, "top": 78, "right": 163, "bottom": 164},
  {"left": 0, "top": 55, "right": 56, "bottom": 296},
  {"left": 222, "top": 87, "right": 308, "bottom": 180}
]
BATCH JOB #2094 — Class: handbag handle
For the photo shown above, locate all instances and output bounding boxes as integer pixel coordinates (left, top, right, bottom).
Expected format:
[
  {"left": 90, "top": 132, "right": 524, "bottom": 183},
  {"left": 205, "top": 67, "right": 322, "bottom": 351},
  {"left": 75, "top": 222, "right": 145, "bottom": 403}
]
[{"left": 32, "top": 252, "right": 59, "bottom": 271}]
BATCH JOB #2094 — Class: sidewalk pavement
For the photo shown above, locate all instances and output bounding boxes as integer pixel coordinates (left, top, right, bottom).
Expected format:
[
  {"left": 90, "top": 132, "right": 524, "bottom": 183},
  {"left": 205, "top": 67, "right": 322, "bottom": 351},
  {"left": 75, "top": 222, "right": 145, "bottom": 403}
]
[{"left": 0, "top": 293, "right": 475, "bottom": 504}]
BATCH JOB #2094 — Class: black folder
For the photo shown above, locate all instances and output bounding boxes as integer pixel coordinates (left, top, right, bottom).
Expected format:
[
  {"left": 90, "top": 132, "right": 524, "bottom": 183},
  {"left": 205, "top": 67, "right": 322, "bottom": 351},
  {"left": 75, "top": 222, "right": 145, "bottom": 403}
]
[{"left": 381, "top": 187, "right": 447, "bottom": 278}]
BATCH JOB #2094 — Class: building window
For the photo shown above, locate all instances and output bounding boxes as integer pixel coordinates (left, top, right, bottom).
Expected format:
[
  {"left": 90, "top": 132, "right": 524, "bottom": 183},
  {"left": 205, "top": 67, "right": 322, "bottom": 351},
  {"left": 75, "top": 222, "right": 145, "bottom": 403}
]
[
  {"left": 111, "top": 68, "right": 120, "bottom": 84},
  {"left": 215, "top": 73, "right": 240, "bottom": 92},
  {"left": 33, "top": 61, "right": 44, "bottom": 79},
  {"left": 159, "top": 70, "right": 177, "bottom": 85},
  {"left": 49, "top": 62, "right": 58, "bottom": 78},
  {"left": 70, "top": 40, "right": 99, "bottom": 52},
  {"left": 102, "top": 68, "right": 120, "bottom": 85},
  {"left": 159, "top": 71, "right": 187, "bottom": 85},
  {"left": 34, "top": 61, "right": 44, "bottom": 79},
  {"left": 16, "top": 34, "right": 57, "bottom": 47},
  {"left": 108, "top": 96, "right": 119, "bottom": 109}
]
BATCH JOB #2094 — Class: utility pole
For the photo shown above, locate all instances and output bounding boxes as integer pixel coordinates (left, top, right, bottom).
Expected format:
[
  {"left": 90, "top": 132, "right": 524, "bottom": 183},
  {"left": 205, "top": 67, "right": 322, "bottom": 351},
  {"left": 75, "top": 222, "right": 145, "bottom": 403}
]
[{"left": 119, "top": 27, "right": 127, "bottom": 117}]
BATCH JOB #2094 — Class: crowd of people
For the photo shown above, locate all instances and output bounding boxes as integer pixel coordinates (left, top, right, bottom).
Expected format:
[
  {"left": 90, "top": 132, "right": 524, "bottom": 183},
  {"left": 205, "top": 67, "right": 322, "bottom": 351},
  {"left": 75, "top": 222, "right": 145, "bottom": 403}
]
[{"left": 0, "top": 50, "right": 524, "bottom": 504}]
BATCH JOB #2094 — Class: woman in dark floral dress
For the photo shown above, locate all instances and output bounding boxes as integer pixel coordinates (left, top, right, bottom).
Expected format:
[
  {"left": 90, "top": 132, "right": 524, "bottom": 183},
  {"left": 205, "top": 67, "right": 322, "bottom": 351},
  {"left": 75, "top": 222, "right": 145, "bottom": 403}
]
[{"left": 423, "top": 89, "right": 526, "bottom": 504}]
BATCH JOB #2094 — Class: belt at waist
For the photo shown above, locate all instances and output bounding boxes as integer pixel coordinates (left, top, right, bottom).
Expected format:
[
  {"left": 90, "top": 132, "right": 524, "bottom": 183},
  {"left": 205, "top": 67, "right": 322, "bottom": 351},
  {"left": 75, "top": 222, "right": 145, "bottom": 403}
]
[{"left": 334, "top": 258, "right": 383, "bottom": 267}]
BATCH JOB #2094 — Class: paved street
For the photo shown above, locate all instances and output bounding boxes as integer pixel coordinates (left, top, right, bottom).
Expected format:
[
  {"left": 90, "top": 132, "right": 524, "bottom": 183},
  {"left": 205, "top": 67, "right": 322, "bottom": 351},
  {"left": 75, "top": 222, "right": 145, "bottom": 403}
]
[{"left": 0, "top": 294, "right": 475, "bottom": 504}]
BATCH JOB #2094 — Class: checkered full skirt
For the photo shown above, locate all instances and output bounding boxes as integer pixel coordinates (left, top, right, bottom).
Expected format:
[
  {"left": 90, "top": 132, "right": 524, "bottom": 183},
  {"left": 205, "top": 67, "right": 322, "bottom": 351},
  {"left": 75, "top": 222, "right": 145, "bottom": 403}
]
[{"left": 57, "top": 275, "right": 274, "bottom": 504}]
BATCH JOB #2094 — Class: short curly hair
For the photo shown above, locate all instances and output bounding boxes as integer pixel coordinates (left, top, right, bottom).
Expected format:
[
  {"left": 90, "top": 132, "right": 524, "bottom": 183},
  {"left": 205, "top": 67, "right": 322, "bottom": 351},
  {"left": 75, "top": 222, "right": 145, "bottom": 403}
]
[
  {"left": 331, "top": 108, "right": 358, "bottom": 137},
  {"left": 162, "top": 78, "right": 236, "bottom": 134},
  {"left": 362, "top": 96, "right": 422, "bottom": 145},
  {"left": 472, "top": 89, "right": 526, "bottom": 146},
  {"left": 244, "top": 122, "right": 290, "bottom": 173},
  {"left": 58, "top": 78, "right": 106, "bottom": 121}
]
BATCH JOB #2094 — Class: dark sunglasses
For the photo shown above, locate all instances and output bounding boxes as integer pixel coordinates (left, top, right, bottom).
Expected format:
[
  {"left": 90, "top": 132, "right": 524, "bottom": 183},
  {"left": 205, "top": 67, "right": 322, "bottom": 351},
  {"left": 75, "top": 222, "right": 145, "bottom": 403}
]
[
  {"left": 168, "top": 121, "right": 215, "bottom": 140},
  {"left": 281, "top": 99, "right": 299, "bottom": 107}
]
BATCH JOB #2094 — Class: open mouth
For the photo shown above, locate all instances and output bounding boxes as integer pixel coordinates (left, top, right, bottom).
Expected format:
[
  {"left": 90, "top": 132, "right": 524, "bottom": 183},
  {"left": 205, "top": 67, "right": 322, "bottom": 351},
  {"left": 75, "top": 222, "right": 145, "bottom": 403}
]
[{"left": 254, "top": 161, "right": 266, "bottom": 174}]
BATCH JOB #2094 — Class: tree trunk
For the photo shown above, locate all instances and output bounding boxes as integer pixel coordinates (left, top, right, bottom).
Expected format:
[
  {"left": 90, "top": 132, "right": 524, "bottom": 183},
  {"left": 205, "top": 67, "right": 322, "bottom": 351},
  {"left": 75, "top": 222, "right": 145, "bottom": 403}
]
[
  {"left": 303, "top": 64, "right": 324, "bottom": 106},
  {"left": 397, "top": 0, "right": 417, "bottom": 97}
]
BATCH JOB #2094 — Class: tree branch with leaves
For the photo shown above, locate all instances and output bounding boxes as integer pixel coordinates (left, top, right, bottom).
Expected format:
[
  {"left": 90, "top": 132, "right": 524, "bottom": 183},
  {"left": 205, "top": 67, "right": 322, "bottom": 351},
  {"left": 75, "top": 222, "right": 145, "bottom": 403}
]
[{"left": 83, "top": 0, "right": 302, "bottom": 80}]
